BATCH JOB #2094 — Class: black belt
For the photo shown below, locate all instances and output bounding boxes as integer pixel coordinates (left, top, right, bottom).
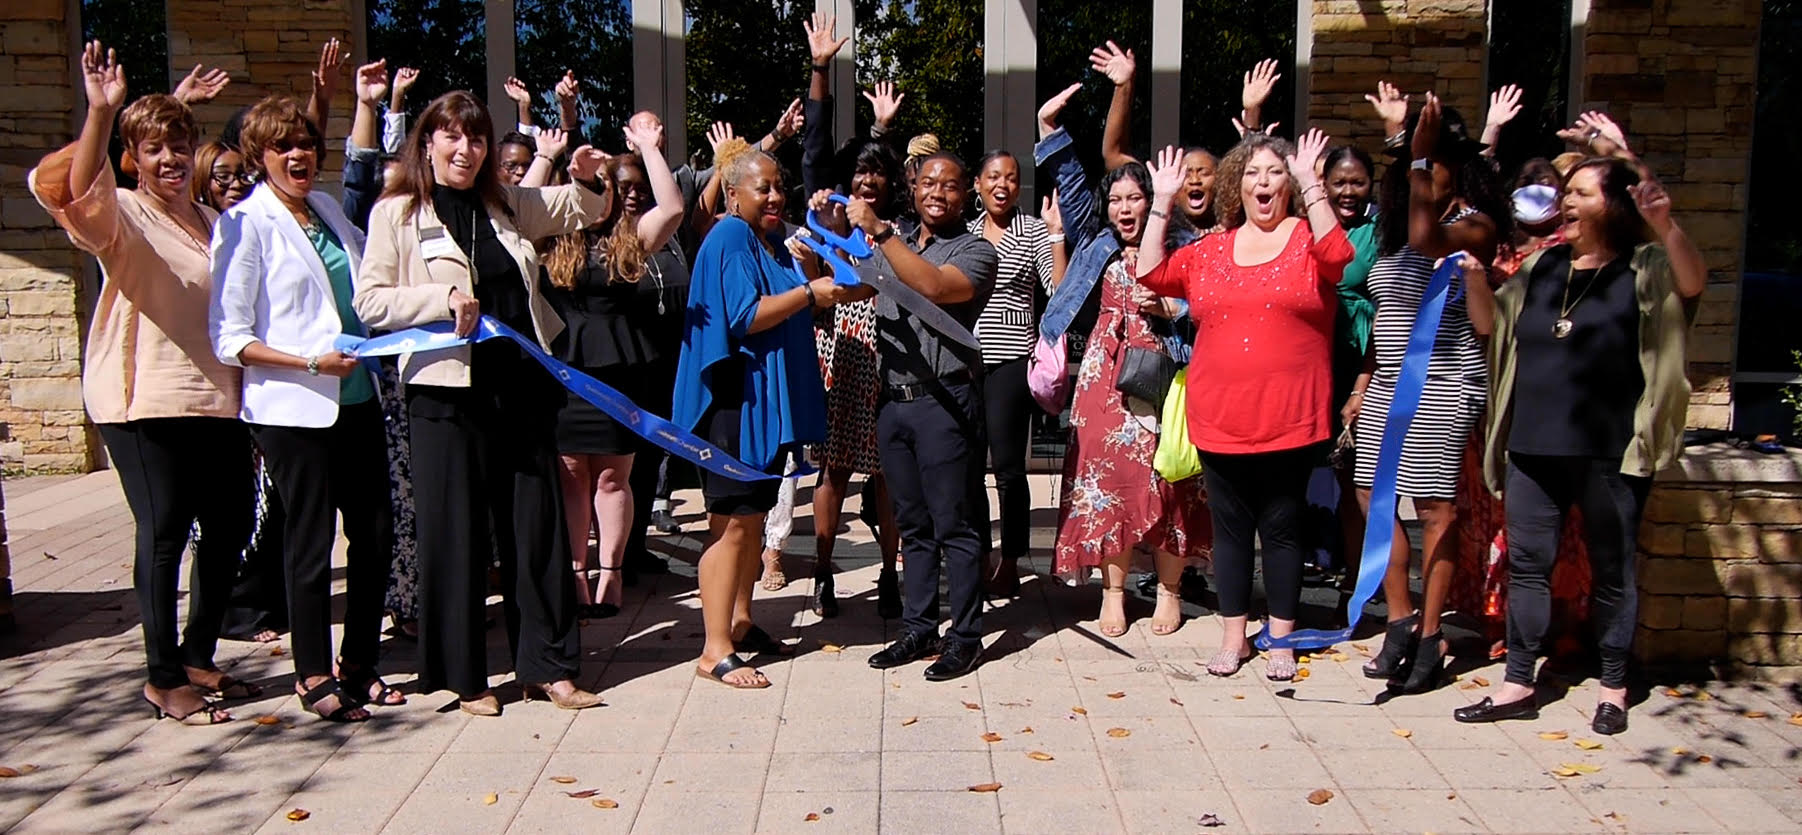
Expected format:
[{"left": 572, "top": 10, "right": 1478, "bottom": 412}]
[{"left": 885, "top": 369, "right": 972, "bottom": 403}]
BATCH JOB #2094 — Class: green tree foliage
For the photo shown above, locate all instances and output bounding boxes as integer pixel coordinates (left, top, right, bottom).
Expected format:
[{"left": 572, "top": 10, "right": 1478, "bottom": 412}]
[
  {"left": 367, "top": 0, "right": 487, "bottom": 120},
  {"left": 1035, "top": 0, "right": 1150, "bottom": 174},
  {"left": 682, "top": 0, "right": 812, "bottom": 164},
  {"left": 1181, "top": 0, "right": 1295, "bottom": 155},
  {"left": 1488, "top": 0, "right": 1571, "bottom": 177},
  {"left": 80, "top": 0, "right": 168, "bottom": 106},
  {"left": 514, "top": 0, "right": 632, "bottom": 145},
  {"left": 854, "top": 0, "right": 985, "bottom": 163}
]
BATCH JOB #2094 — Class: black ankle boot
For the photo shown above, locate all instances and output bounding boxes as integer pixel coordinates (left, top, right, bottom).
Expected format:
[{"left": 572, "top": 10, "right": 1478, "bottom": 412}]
[
  {"left": 813, "top": 571, "right": 839, "bottom": 619},
  {"left": 1362, "top": 613, "right": 1420, "bottom": 679},
  {"left": 877, "top": 569, "right": 902, "bottom": 620},
  {"left": 1396, "top": 630, "right": 1447, "bottom": 693}
]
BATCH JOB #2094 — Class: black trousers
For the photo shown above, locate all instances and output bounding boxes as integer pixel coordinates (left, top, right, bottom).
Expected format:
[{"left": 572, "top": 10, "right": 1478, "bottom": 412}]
[
  {"left": 980, "top": 357, "right": 1033, "bottom": 561},
  {"left": 250, "top": 400, "right": 393, "bottom": 680},
  {"left": 879, "top": 380, "right": 986, "bottom": 644},
  {"left": 407, "top": 352, "right": 578, "bottom": 698},
  {"left": 626, "top": 353, "right": 678, "bottom": 563},
  {"left": 221, "top": 460, "right": 288, "bottom": 640},
  {"left": 98, "top": 418, "right": 254, "bottom": 689},
  {"left": 1503, "top": 453, "right": 1650, "bottom": 689},
  {"left": 1200, "top": 446, "right": 1317, "bottom": 621}
]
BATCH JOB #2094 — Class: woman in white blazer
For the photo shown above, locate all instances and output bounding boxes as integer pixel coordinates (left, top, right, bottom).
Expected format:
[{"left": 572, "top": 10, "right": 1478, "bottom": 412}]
[{"left": 209, "top": 96, "right": 398, "bottom": 723}]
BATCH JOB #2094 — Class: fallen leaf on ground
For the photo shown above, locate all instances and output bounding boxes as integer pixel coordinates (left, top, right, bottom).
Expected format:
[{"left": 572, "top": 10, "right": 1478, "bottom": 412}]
[
  {"left": 0, "top": 767, "right": 19, "bottom": 778},
  {"left": 1696, "top": 754, "right": 1714, "bottom": 764},
  {"left": 483, "top": 793, "right": 498, "bottom": 805},
  {"left": 1170, "top": 697, "right": 1184, "bottom": 707},
  {"left": 901, "top": 716, "right": 918, "bottom": 726},
  {"left": 270, "top": 647, "right": 285, "bottom": 656},
  {"left": 592, "top": 799, "right": 619, "bottom": 809},
  {"left": 1559, "top": 763, "right": 1602, "bottom": 774},
  {"left": 1027, "top": 751, "right": 1055, "bottom": 761},
  {"left": 1695, "top": 691, "right": 1713, "bottom": 701},
  {"left": 1551, "top": 766, "right": 1582, "bottom": 778},
  {"left": 16, "top": 765, "right": 37, "bottom": 775},
  {"left": 1297, "top": 655, "right": 1310, "bottom": 664},
  {"left": 1744, "top": 711, "right": 1768, "bottom": 719},
  {"left": 962, "top": 701, "right": 981, "bottom": 710},
  {"left": 1663, "top": 687, "right": 1683, "bottom": 698},
  {"left": 804, "top": 812, "right": 821, "bottom": 822},
  {"left": 1392, "top": 728, "right": 1413, "bottom": 738},
  {"left": 1259, "top": 743, "right": 1270, "bottom": 750},
  {"left": 1306, "top": 788, "right": 1334, "bottom": 805},
  {"left": 819, "top": 643, "right": 843, "bottom": 653},
  {"left": 1071, "top": 707, "right": 1088, "bottom": 715},
  {"left": 1538, "top": 731, "right": 1569, "bottom": 741},
  {"left": 1351, "top": 643, "right": 1369, "bottom": 652},
  {"left": 565, "top": 789, "right": 601, "bottom": 799},
  {"left": 1232, "top": 694, "right": 1245, "bottom": 701},
  {"left": 1294, "top": 668, "right": 1311, "bottom": 680},
  {"left": 1472, "top": 676, "right": 1490, "bottom": 687},
  {"left": 1459, "top": 681, "right": 1482, "bottom": 691},
  {"left": 981, "top": 733, "right": 1003, "bottom": 743},
  {"left": 1329, "top": 653, "right": 1349, "bottom": 662},
  {"left": 967, "top": 782, "right": 1002, "bottom": 793},
  {"left": 1671, "top": 747, "right": 1689, "bottom": 756},
  {"left": 254, "top": 715, "right": 281, "bottom": 726},
  {"left": 1789, "top": 713, "right": 1802, "bottom": 727},
  {"left": 1082, "top": 676, "right": 1098, "bottom": 682},
  {"left": 1574, "top": 739, "right": 1603, "bottom": 751},
  {"left": 1198, "top": 813, "right": 1225, "bottom": 827},
  {"left": 1107, "top": 691, "right": 1126, "bottom": 700},
  {"left": 286, "top": 809, "right": 310, "bottom": 822},
  {"left": 1106, "top": 727, "right": 1131, "bottom": 738},
  {"left": 1018, "top": 726, "right": 1034, "bottom": 734},
  {"left": 550, "top": 776, "right": 577, "bottom": 784}
]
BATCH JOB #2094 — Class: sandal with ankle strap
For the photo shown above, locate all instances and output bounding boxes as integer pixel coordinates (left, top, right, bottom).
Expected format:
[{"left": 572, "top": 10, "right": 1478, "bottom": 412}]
[
  {"left": 189, "top": 668, "right": 263, "bottom": 700},
  {"left": 1150, "top": 582, "right": 1184, "bottom": 636},
  {"left": 144, "top": 688, "right": 232, "bottom": 725},
  {"left": 1099, "top": 587, "right": 1128, "bottom": 638},
  {"left": 339, "top": 663, "right": 406, "bottom": 707},
  {"left": 299, "top": 678, "right": 369, "bottom": 723}
]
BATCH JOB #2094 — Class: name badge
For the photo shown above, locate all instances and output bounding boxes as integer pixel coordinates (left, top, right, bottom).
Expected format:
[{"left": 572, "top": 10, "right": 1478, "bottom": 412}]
[{"left": 420, "top": 234, "right": 459, "bottom": 261}]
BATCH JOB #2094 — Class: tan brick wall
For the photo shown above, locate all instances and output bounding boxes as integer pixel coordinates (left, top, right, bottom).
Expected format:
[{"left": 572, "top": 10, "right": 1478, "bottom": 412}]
[
  {"left": 1580, "top": 0, "right": 1759, "bottom": 431},
  {"left": 0, "top": 1, "right": 96, "bottom": 474},
  {"left": 1306, "top": 0, "right": 1490, "bottom": 150}
]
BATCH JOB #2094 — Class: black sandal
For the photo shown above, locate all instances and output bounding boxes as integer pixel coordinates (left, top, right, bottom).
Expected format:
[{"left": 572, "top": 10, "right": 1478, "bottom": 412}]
[
  {"left": 734, "top": 624, "right": 795, "bottom": 657},
  {"left": 582, "top": 566, "right": 623, "bottom": 619},
  {"left": 144, "top": 688, "right": 232, "bottom": 725},
  {"left": 189, "top": 666, "right": 263, "bottom": 699},
  {"left": 695, "top": 653, "right": 770, "bottom": 689},
  {"left": 339, "top": 663, "right": 407, "bottom": 707},
  {"left": 812, "top": 570, "right": 839, "bottom": 619},
  {"left": 1363, "top": 613, "right": 1420, "bottom": 680},
  {"left": 299, "top": 678, "right": 370, "bottom": 722}
]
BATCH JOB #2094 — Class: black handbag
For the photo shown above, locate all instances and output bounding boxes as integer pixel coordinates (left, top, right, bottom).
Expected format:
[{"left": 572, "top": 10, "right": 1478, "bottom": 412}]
[{"left": 1114, "top": 347, "right": 1180, "bottom": 404}]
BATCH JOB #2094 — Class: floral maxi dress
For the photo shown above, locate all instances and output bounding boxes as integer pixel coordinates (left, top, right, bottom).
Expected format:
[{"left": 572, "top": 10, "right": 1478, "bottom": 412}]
[{"left": 1053, "top": 258, "right": 1211, "bottom": 582}]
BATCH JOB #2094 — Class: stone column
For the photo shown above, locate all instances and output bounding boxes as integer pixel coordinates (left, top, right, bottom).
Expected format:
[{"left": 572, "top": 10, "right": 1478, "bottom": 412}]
[
  {"left": 1304, "top": 0, "right": 1489, "bottom": 152},
  {"left": 984, "top": 0, "right": 1037, "bottom": 202}
]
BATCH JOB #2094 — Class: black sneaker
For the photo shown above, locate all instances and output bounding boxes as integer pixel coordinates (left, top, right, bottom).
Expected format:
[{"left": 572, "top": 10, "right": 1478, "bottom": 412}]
[
  {"left": 924, "top": 639, "right": 982, "bottom": 681},
  {"left": 650, "top": 509, "right": 681, "bottom": 534},
  {"left": 869, "top": 630, "right": 939, "bottom": 669}
]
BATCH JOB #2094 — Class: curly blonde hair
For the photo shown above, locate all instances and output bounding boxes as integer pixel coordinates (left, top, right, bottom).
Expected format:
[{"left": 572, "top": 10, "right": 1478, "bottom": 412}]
[{"left": 1212, "top": 133, "right": 1303, "bottom": 230}]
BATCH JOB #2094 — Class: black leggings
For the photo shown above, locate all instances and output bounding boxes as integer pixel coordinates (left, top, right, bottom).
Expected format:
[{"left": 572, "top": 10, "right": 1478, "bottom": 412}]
[
  {"left": 1200, "top": 446, "right": 1318, "bottom": 621},
  {"left": 98, "top": 418, "right": 254, "bottom": 689},
  {"left": 1504, "top": 454, "right": 1650, "bottom": 689},
  {"left": 982, "top": 357, "right": 1033, "bottom": 560}
]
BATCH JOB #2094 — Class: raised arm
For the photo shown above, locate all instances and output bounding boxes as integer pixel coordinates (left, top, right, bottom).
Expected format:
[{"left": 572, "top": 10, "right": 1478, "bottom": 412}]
[
  {"left": 1364, "top": 80, "right": 1411, "bottom": 156},
  {"left": 504, "top": 75, "right": 534, "bottom": 129},
  {"left": 1034, "top": 83, "right": 1099, "bottom": 248},
  {"left": 1407, "top": 94, "right": 1499, "bottom": 262},
  {"left": 343, "top": 60, "right": 389, "bottom": 229},
  {"left": 863, "top": 81, "right": 905, "bottom": 144},
  {"left": 349, "top": 59, "right": 386, "bottom": 152},
  {"left": 1088, "top": 41, "right": 1138, "bottom": 171},
  {"left": 306, "top": 38, "right": 346, "bottom": 142},
  {"left": 555, "top": 71, "right": 581, "bottom": 132},
  {"left": 1040, "top": 192, "right": 1068, "bottom": 289},
  {"left": 69, "top": 41, "right": 126, "bottom": 205},
  {"left": 1136, "top": 146, "right": 1186, "bottom": 285},
  {"left": 171, "top": 63, "right": 230, "bottom": 108},
  {"left": 1479, "top": 84, "right": 1522, "bottom": 159},
  {"left": 1631, "top": 171, "right": 1706, "bottom": 299},
  {"left": 518, "top": 128, "right": 568, "bottom": 188},
  {"left": 692, "top": 122, "right": 738, "bottom": 241},
  {"left": 802, "top": 12, "right": 849, "bottom": 195},
  {"left": 1288, "top": 128, "right": 1343, "bottom": 246},
  {"left": 1239, "top": 59, "right": 1281, "bottom": 135},
  {"left": 625, "top": 120, "right": 686, "bottom": 252},
  {"left": 384, "top": 67, "right": 418, "bottom": 154}
]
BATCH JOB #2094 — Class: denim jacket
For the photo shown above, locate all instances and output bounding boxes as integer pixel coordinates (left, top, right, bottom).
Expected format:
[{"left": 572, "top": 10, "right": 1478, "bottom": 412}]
[{"left": 1033, "top": 127, "right": 1193, "bottom": 363}]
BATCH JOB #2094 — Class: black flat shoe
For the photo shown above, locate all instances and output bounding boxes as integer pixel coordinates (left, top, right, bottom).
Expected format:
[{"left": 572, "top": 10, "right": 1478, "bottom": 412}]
[
  {"left": 1394, "top": 631, "right": 1447, "bottom": 693},
  {"left": 1591, "top": 702, "right": 1629, "bottom": 735},
  {"left": 1363, "top": 613, "right": 1420, "bottom": 680},
  {"left": 869, "top": 629, "right": 938, "bottom": 669},
  {"left": 876, "top": 569, "right": 902, "bottom": 621},
  {"left": 650, "top": 509, "right": 681, "bottom": 534},
  {"left": 734, "top": 624, "right": 794, "bottom": 657},
  {"left": 579, "top": 602, "right": 620, "bottom": 620},
  {"left": 1453, "top": 696, "right": 1539, "bottom": 724},
  {"left": 923, "top": 639, "right": 982, "bottom": 681},
  {"left": 812, "top": 571, "right": 839, "bottom": 619}
]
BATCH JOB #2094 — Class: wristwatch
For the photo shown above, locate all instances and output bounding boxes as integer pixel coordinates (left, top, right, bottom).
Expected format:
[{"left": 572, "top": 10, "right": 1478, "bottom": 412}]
[
  {"left": 306, "top": 356, "right": 320, "bottom": 376},
  {"left": 1410, "top": 158, "right": 1434, "bottom": 172},
  {"left": 871, "top": 224, "right": 897, "bottom": 245}
]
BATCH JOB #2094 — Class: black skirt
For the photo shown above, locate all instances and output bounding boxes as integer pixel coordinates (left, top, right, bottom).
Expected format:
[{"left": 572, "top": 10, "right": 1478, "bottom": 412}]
[{"left": 554, "top": 364, "right": 647, "bottom": 456}]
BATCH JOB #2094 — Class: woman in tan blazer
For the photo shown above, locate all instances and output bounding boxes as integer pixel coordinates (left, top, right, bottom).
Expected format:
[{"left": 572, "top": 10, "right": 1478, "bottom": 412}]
[{"left": 354, "top": 90, "right": 609, "bottom": 716}]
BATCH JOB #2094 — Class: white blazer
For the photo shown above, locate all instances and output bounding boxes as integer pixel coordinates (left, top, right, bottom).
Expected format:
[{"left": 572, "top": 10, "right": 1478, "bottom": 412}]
[{"left": 209, "top": 183, "right": 371, "bottom": 428}]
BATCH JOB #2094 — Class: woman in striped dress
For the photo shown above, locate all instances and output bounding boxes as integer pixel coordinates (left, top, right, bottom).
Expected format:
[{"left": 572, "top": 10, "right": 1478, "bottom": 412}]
[{"left": 1350, "top": 95, "right": 1505, "bottom": 693}]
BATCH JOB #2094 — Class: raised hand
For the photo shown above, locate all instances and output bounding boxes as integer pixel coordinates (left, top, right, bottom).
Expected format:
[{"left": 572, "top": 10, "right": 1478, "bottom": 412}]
[
  {"left": 503, "top": 76, "right": 532, "bottom": 106},
  {"left": 1040, "top": 190, "right": 1063, "bottom": 237},
  {"left": 863, "top": 81, "right": 905, "bottom": 128},
  {"left": 1288, "top": 128, "right": 1331, "bottom": 190},
  {"left": 1232, "top": 117, "right": 1280, "bottom": 138},
  {"left": 567, "top": 144, "right": 607, "bottom": 183},
  {"left": 1146, "top": 145, "right": 1185, "bottom": 202},
  {"left": 1410, "top": 92, "right": 1441, "bottom": 160},
  {"left": 1485, "top": 83, "right": 1523, "bottom": 131},
  {"left": 1037, "top": 82, "right": 1082, "bottom": 137},
  {"left": 1628, "top": 177, "right": 1673, "bottom": 234},
  {"left": 623, "top": 119, "right": 662, "bottom": 154},
  {"left": 311, "top": 37, "right": 347, "bottom": 101},
  {"left": 1088, "top": 40, "right": 1135, "bottom": 87},
  {"left": 706, "top": 121, "right": 738, "bottom": 156},
  {"left": 81, "top": 41, "right": 126, "bottom": 112},
  {"left": 554, "top": 70, "right": 580, "bottom": 105},
  {"left": 1241, "top": 58, "right": 1281, "bottom": 111},
  {"left": 804, "top": 12, "right": 850, "bottom": 67},
  {"left": 773, "top": 97, "right": 804, "bottom": 143},
  {"left": 173, "top": 64, "right": 230, "bottom": 105},
  {"left": 1364, "top": 80, "right": 1409, "bottom": 136},
  {"left": 354, "top": 59, "right": 389, "bottom": 106},
  {"left": 1578, "top": 110, "right": 1630, "bottom": 156},
  {"left": 392, "top": 67, "right": 419, "bottom": 98},
  {"left": 535, "top": 127, "right": 569, "bottom": 159}
]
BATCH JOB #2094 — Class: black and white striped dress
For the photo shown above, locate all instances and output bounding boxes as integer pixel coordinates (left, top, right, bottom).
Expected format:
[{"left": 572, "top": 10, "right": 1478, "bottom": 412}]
[
  {"left": 967, "top": 212, "right": 1054, "bottom": 364},
  {"left": 1352, "top": 207, "right": 1488, "bottom": 498}
]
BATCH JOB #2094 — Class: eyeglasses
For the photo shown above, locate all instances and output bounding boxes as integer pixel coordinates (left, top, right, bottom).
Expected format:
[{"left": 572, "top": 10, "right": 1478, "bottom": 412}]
[
  {"left": 499, "top": 160, "right": 532, "bottom": 175},
  {"left": 210, "top": 169, "right": 256, "bottom": 188}
]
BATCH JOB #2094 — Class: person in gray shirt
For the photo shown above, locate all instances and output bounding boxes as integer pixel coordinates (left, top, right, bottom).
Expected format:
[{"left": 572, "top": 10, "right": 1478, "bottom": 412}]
[{"left": 845, "top": 153, "right": 999, "bottom": 682}]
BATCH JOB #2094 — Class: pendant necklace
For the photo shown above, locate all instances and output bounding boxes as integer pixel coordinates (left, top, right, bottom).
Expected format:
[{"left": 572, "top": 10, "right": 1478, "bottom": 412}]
[{"left": 1554, "top": 260, "right": 1600, "bottom": 340}]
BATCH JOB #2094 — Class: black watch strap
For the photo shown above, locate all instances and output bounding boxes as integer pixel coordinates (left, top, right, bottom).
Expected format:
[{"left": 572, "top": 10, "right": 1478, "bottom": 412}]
[{"left": 872, "top": 225, "right": 896, "bottom": 245}]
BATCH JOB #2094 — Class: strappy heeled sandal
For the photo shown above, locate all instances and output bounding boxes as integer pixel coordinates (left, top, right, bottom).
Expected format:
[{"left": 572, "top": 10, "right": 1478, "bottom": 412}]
[
  {"left": 1099, "top": 587, "right": 1128, "bottom": 638},
  {"left": 1150, "top": 582, "right": 1184, "bottom": 636},
  {"left": 298, "top": 678, "right": 369, "bottom": 723},
  {"left": 144, "top": 686, "right": 232, "bottom": 726},
  {"left": 759, "top": 551, "right": 788, "bottom": 591},
  {"left": 339, "top": 662, "right": 406, "bottom": 707}
]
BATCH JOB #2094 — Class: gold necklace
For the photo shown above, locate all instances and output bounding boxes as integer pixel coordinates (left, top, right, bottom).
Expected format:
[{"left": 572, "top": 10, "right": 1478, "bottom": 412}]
[{"left": 1554, "top": 260, "right": 1601, "bottom": 339}]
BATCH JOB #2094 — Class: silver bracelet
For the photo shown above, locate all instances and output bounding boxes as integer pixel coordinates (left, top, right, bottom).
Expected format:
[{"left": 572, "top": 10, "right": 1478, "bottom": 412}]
[{"left": 1046, "top": 233, "right": 1066, "bottom": 243}]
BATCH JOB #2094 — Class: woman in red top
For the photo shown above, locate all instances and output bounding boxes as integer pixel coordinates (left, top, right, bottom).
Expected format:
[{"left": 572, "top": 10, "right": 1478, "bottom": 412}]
[{"left": 1137, "top": 132, "right": 1354, "bottom": 680}]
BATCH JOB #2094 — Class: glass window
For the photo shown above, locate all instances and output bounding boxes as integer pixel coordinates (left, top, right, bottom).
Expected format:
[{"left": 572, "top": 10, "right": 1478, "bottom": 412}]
[
  {"left": 515, "top": 0, "right": 632, "bottom": 144},
  {"left": 1035, "top": 1, "right": 1152, "bottom": 174},
  {"left": 683, "top": 1, "right": 812, "bottom": 170},
  {"left": 367, "top": 0, "right": 487, "bottom": 120},
  {"left": 1486, "top": 0, "right": 1573, "bottom": 176},
  {"left": 855, "top": 0, "right": 985, "bottom": 164},
  {"left": 81, "top": 0, "right": 168, "bottom": 109},
  {"left": 1736, "top": 0, "right": 1802, "bottom": 438},
  {"left": 1180, "top": 0, "right": 1296, "bottom": 156}
]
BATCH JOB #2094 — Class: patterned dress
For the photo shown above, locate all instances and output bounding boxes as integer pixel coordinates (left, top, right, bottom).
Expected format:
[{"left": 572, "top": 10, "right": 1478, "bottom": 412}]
[
  {"left": 813, "top": 298, "right": 883, "bottom": 474},
  {"left": 379, "top": 358, "right": 421, "bottom": 619},
  {"left": 1053, "top": 258, "right": 1211, "bottom": 582}
]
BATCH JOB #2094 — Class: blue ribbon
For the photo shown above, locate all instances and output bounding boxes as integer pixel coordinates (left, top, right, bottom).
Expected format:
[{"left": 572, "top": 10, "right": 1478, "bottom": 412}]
[
  {"left": 336, "top": 316, "right": 783, "bottom": 482},
  {"left": 1256, "top": 255, "right": 1467, "bottom": 652}
]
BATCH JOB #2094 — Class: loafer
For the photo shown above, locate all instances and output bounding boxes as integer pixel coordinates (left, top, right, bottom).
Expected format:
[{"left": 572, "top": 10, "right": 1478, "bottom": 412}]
[
  {"left": 1591, "top": 702, "right": 1629, "bottom": 735},
  {"left": 923, "top": 639, "right": 982, "bottom": 681},
  {"left": 869, "top": 630, "right": 939, "bottom": 669},
  {"left": 1453, "top": 696, "right": 1539, "bottom": 724}
]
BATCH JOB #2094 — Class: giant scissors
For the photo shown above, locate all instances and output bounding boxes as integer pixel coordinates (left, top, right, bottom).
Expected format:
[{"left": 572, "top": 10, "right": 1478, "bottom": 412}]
[{"left": 790, "top": 193, "right": 981, "bottom": 353}]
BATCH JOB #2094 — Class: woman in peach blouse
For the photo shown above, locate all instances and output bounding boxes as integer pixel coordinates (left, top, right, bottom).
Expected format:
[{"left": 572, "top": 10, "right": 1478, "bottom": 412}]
[{"left": 28, "top": 43, "right": 255, "bottom": 725}]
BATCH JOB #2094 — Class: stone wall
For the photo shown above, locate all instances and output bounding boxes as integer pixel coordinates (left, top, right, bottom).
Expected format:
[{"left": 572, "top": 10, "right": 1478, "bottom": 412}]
[
  {"left": 1306, "top": 0, "right": 1490, "bottom": 148},
  {"left": 1636, "top": 448, "right": 1802, "bottom": 681},
  {"left": 0, "top": 1, "right": 95, "bottom": 474}
]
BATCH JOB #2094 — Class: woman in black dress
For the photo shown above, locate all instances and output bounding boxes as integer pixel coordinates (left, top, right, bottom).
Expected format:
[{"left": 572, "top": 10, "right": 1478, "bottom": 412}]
[{"left": 545, "top": 121, "right": 687, "bottom": 618}]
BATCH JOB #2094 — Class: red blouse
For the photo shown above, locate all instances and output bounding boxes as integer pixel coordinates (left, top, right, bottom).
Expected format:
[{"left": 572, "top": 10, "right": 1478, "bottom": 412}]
[{"left": 1141, "top": 220, "right": 1354, "bottom": 454}]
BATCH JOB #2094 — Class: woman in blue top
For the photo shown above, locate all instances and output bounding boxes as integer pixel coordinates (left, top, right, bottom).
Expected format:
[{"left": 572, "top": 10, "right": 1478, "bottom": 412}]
[{"left": 673, "top": 145, "right": 857, "bottom": 688}]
